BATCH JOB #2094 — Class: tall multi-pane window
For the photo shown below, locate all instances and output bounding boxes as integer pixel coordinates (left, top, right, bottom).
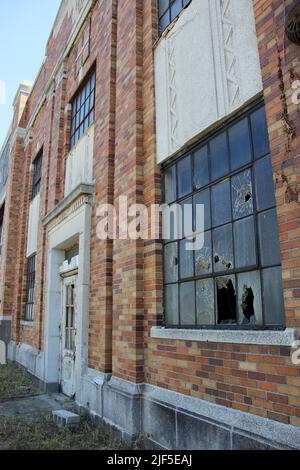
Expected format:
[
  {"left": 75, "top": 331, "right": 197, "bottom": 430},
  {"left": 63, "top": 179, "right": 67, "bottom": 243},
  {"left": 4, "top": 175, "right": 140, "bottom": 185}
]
[
  {"left": 24, "top": 254, "right": 36, "bottom": 321},
  {"left": 162, "top": 103, "right": 284, "bottom": 329},
  {"left": 158, "top": 0, "right": 191, "bottom": 35},
  {"left": 32, "top": 150, "right": 42, "bottom": 199},
  {"left": 70, "top": 70, "right": 96, "bottom": 149}
]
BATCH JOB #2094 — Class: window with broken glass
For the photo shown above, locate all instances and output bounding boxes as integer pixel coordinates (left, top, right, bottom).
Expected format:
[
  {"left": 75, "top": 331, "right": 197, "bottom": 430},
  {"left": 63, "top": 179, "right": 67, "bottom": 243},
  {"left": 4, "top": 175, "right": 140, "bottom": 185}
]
[
  {"left": 162, "top": 103, "right": 284, "bottom": 328},
  {"left": 158, "top": 0, "right": 192, "bottom": 35}
]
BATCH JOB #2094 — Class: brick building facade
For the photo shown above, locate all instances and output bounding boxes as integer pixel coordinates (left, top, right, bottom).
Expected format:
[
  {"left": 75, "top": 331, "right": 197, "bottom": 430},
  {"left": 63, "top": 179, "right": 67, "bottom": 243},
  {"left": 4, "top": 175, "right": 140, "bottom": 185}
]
[{"left": 0, "top": 0, "right": 300, "bottom": 449}]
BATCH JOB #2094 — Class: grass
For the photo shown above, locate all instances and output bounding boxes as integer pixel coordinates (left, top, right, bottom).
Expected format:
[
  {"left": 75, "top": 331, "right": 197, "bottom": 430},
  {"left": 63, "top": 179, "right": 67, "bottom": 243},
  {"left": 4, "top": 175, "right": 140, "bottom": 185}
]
[
  {"left": 0, "top": 363, "right": 127, "bottom": 450},
  {"left": 0, "top": 363, "right": 40, "bottom": 400},
  {"left": 0, "top": 413, "right": 126, "bottom": 450}
]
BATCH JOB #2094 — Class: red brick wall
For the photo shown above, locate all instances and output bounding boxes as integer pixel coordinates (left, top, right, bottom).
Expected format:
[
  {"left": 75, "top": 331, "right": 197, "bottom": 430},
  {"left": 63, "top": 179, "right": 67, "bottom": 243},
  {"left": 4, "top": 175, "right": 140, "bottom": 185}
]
[{"left": 1, "top": 0, "right": 299, "bottom": 429}]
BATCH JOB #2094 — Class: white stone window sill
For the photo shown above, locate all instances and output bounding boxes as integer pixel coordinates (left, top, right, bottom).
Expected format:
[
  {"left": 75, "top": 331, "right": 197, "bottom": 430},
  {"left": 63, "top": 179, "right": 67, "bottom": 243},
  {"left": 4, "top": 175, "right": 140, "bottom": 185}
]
[
  {"left": 151, "top": 326, "right": 297, "bottom": 346},
  {"left": 20, "top": 321, "right": 34, "bottom": 327}
]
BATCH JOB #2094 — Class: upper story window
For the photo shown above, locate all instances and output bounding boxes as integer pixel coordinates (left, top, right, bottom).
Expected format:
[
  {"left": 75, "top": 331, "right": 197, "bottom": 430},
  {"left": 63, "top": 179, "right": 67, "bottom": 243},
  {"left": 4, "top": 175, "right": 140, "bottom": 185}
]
[
  {"left": 162, "top": 103, "right": 285, "bottom": 329},
  {"left": 32, "top": 150, "right": 42, "bottom": 200},
  {"left": 158, "top": 0, "right": 191, "bottom": 35},
  {"left": 70, "top": 70, "right": 96, "bottom": 149}
]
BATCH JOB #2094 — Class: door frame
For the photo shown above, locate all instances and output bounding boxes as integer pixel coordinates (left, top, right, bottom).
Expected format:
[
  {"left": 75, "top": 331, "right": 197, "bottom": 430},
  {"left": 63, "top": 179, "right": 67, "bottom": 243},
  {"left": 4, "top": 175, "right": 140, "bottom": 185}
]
[
  {"left": 43, "top": 197, "right": 92, "bottom": 393},
  {"left": 60, "top": 272, "right": 78, "bottom": 396}
]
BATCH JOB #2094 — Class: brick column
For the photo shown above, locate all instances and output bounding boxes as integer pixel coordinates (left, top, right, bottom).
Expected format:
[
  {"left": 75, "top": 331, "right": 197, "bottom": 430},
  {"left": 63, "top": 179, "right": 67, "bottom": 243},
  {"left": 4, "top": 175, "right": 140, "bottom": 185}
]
[
  {"left": 254, "top": 0, "right": 300, "bottom": 332},
  {"left": 112, "top": 0, "right": 145, "bottom": 383}
]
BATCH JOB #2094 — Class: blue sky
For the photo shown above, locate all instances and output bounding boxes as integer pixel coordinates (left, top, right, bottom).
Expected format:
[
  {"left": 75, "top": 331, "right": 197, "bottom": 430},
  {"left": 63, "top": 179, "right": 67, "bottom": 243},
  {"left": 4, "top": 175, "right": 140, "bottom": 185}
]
[{"left": 0, "top": 0, "right": 61, "bottom": 146}]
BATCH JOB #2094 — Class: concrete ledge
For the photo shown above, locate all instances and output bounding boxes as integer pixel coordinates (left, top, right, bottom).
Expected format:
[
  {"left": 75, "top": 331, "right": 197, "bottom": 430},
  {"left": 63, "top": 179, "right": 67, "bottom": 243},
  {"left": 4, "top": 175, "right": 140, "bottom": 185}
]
[
  {"left": 143, "top": 384, "right": 300, "bottom": 450},
  {"left": 42, "top": 183, "right": 95, "bottom": 227},
  {"left": 151, "top": 326, "right": 297, "bottom": 346},
  {"left": 76, "top": 372, "right": 300, "bottom": 450}
]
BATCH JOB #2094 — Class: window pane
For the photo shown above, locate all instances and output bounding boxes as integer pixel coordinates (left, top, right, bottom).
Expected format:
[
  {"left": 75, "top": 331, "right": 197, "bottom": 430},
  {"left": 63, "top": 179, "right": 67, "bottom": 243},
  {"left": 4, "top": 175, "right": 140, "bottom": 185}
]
[
  {"left": 194, "top": 189, "right": 211, "bottom": 231},
  {"left": 212, "top": 179, "right": 231, "bottom": 227},
  {"left": 179, "top": 239, "right": 194, "bottom": 279},
  {"left": 158, "top": 0, "right": 169, "bottom": 17},
  {"left": 194, "top": 146, "right": 209, "bottom": 189},
  {"left": 231, "top": 169, "right": 253, "bottom": 220},
  {"left": 171, "top": 0, "right": 182, "bottom": 21},
  {"left": 196, "top": 278, "right": 215, "bottom": 325},
  {"left": 165, "top": 284, "right": 179, "bottom": 325},
  {"left": 210, "top": 132, "right": 229, "bottom": 181},
  {"left": 164, "top": 165, "right": 177, "bottom": 203},
  {"left": 237, "top": 271, "right": 262, "bottom": 325},
  {"left": 258, "top": 209, "right": 281, "bottom": 267},
  {"left": 159, "top": 10, "right": 170, "bottom": 33},
  {"left": 164, "top": 242, "right": 178, "bottom": 283},
  {"left": 251, "top": 108, "right": 270, "bottom": 159},
  {"left": 195, "top": 231, "right": 212, "bottom": 276},
  {"left": 229, "top": 118, "right": 252, "bottom": 170},
  {"left": 180, "top": 197, "right": 193, "bottom": 238},
  {"left": 213, "top": 224, "right": 234, "bottom": 272},
  {"left": 180, "top": 282, "right": 195, "bottom": 325},
  {"left": 262, "top": 267, "right": 284, "bottom": 325},
  {"left": 254, "top": 156, "right": 276, "bottom": 211},
  {"left": 178, "top": 155, "right": 192, "bottom": 198},
  {"left": 234, "top": 216, "right": 257, "bottom": 268},
  {"left": 216, "top": 275, "right": 237, "bottom": 324}
]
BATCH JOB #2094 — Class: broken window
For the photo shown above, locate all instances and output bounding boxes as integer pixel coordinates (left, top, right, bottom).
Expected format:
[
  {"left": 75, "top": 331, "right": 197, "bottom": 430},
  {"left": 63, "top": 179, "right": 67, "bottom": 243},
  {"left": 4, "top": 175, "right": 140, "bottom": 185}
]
[
  {"left": 195, "top": 231, "right": 212, "bottom": 276},
  {"left": 213, "top": 224, "right": 234, "bottom": 273},
  {"left": 237, "top": 271, "right": 262, "bottom": 325},
  {"left": 231, "top": 170, "right": 253, "bottom": 220},
  {"left": 216, "top": 276, "right": 237, "bottom": 324},
  {"left": 162, "top": 103, "right": 284, "bottom": 328},
  {"left": 196, "top": 278, "right": 214, "bottom": 325}
]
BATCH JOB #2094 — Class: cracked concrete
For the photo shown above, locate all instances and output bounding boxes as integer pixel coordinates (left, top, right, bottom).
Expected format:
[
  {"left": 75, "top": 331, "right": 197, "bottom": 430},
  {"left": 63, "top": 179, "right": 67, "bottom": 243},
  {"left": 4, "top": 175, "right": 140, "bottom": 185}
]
[{"left": 0, "top": 393, "right": 74, "bottom": 417}]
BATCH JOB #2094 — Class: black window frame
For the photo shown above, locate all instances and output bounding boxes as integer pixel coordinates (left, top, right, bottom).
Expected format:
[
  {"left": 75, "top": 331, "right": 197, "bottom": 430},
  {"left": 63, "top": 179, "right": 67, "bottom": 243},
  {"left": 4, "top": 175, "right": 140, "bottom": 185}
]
[
  {"left": 70, "top": 69, "right": 96, "bottom": 150},
  {"left": 158, "top": 0, "right": 192, "bottom": 35},
  {"left": 162, "top": 99, "right": 285, "bottom": 331},
  {"left": 24, "top": 254, "right": 36, "bottom": 322},
  {"left": 32, "top": 150, "right": 42, "bottom": 200}
]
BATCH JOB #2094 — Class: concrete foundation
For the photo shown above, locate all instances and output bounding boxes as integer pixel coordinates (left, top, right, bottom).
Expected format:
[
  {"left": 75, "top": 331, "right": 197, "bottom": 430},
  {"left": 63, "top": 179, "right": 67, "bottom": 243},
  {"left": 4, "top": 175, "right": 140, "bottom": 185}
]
[{"left": 76, "top": 370, "right": 300, "bottom": 450}]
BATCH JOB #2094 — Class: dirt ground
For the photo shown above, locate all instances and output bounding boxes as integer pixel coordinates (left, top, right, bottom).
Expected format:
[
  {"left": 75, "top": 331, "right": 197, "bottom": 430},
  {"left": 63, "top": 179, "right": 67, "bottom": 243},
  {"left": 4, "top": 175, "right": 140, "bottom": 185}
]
[{"left": 0, "top": 363, "right": 126, "bottom": 450}]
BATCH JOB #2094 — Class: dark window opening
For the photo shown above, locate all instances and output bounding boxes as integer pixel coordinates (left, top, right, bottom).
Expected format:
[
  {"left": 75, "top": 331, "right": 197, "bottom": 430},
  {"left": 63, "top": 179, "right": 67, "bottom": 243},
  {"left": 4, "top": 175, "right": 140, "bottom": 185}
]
[
  {"left": 162, "top": 102, "right": 284, "bottom": 329},
  {"left": 24, "top": 254, "right": 36, "bottom": 322},
  {"left": 32, "top": 150, "right": 42, "bottom": 199},
  {"left": 70, "top": 69, "right": 96, "bottom": 149},
  {"left": 217, "top": 277, "right": 237, "bottom": 325},
  {"left": 158, "top": 0, "right": 192, "bottom": 35}
]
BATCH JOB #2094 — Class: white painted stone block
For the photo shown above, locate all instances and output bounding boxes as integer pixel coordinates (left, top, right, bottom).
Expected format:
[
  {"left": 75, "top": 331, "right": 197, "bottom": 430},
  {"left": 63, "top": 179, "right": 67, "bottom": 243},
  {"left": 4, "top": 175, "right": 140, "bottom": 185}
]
[{"left": 155, "top": 0, "right": 263, "bottom": 163}]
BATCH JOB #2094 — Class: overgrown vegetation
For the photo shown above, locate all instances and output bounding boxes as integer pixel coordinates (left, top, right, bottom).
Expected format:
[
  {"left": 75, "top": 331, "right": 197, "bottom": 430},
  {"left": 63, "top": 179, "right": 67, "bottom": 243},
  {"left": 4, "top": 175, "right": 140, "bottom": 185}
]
[
  {"left": 0, "top": 363, "right": 40, "bottom": 400},
  {"left": 0, "top": 413, "right": 126, "bottom": 450}
]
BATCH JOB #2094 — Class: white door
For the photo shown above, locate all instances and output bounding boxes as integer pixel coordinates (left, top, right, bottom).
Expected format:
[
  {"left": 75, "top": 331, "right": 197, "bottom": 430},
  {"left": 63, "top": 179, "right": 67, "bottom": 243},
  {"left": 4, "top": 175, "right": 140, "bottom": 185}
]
[{"left": 60, "top": 276, "right": 78, "bottom": 397}]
